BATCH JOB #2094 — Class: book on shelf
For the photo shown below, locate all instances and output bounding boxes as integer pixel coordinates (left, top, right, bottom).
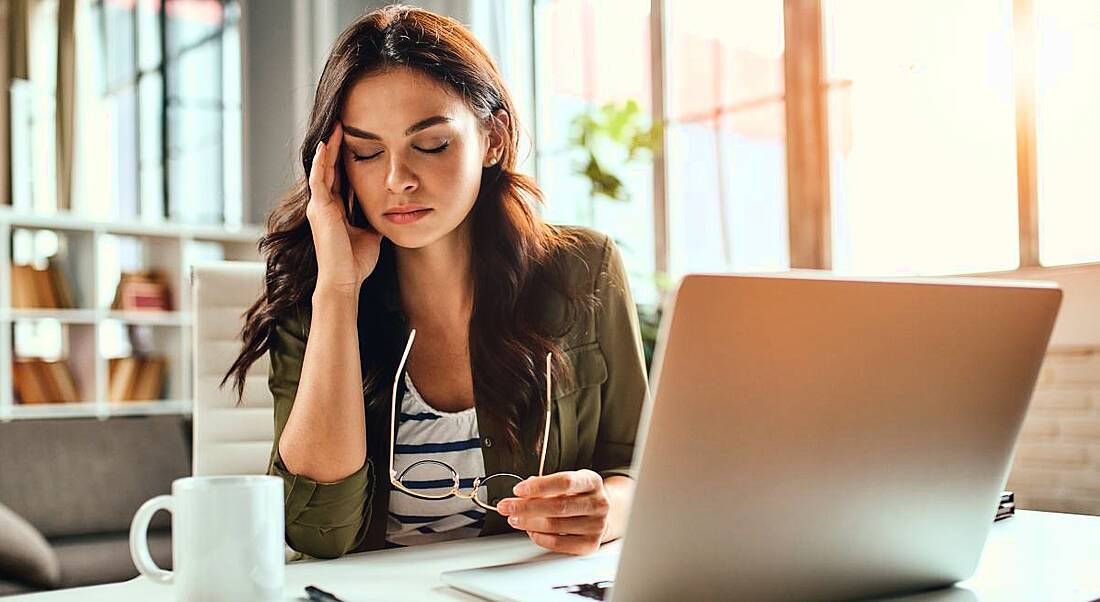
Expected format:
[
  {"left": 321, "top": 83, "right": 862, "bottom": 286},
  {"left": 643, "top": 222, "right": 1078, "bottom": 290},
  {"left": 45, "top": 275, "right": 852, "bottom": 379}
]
[
  {"left": 130, "top": 357, "right": 166, "bottom": 401},
  {"left": 12, "top": 361, "right": 47, "bottom": 404},
  {"left": 35, "top": 362, "right": 62, "bottom": 402},
  {"left": 10, "top": 261, "right": 74, "bottom": 309},
  {"left": 11, "top": 359, "right": 81, "bottom": 404},
  {"left": 108, "top": 357, "right": 140, "bottom": 401},
  {"left": 111, "top": 271, "right": 173, "bottom": 312},
  {"left": 31, "top": 267, "right": 60, "bottom": 308},
  {"left": 45, "top": 361, "right": 81, "bottom": 402},
  {"left": 108, "top": 355, "right": 167, "bottom": 402},
  {"left": 46, "top": 257, "right": 76, "bottom": 308},
  {"left": 10, "top": 265, "right": 36, "bottom": 307}
]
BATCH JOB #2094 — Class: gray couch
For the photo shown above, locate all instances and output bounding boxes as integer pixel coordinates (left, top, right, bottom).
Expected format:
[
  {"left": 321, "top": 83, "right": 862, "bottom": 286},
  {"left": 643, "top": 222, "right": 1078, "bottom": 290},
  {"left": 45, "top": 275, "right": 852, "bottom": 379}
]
[{"left": 0, "top": 415, "right": 191, "bottom": 596}]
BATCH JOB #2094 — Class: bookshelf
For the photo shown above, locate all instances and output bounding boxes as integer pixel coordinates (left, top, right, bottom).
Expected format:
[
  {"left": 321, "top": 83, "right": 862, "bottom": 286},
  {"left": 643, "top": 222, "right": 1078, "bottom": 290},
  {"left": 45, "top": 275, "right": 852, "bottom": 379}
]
[{"left": 0, "top": 207, "right": 264, "bottom": 421}]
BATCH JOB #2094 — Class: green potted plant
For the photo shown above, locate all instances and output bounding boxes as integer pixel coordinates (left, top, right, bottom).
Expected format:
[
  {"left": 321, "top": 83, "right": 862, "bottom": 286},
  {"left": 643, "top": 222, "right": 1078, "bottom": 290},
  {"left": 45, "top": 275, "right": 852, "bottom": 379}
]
[
  {"left": 569, "top": 99, "right": 661, "bottom": 223},
  {"left": 568, "top": 100, "right": 668, "bottom": 370}
]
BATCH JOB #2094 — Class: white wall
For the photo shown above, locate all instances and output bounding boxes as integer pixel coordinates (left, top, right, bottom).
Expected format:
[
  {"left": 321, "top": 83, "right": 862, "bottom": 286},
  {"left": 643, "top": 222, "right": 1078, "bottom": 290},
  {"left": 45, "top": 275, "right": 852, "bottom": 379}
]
[
  {"left": 979, "top": 262, "right": 1100, "bottom": 516},
  {"left": 240, "top": 0, "right": 300, "bottom": 226},
  {"left": 979, "top": 262, "right": 1100, "bottom": 348}
]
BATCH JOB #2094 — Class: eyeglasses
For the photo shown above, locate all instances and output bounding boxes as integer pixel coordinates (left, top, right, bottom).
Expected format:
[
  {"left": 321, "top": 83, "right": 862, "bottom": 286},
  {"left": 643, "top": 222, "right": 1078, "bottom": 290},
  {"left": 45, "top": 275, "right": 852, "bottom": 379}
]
[{"left": 388, "top": 328, "right": 552, "bottom": 513}]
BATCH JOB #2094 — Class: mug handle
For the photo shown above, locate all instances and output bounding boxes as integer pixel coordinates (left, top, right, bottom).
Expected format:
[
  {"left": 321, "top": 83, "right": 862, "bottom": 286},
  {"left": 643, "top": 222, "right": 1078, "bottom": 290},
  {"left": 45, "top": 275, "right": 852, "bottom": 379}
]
[{"left": 129, "top": 494, "right": 174, "bottom": 584}]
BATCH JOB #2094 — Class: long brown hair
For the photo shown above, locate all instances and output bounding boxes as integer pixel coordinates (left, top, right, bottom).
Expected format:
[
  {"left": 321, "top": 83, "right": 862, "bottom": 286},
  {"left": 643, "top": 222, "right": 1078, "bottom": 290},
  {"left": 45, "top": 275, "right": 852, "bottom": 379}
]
[{"left": 223, "top": 4, "right": 590, "bottom": 454}]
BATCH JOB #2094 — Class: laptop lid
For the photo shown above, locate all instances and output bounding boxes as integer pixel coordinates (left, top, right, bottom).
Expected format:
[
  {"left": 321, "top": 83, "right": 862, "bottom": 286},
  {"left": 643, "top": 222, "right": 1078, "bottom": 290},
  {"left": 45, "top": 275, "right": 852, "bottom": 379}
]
[{"left": 611, "top": 273, "right": 1062, "bottom": 601}]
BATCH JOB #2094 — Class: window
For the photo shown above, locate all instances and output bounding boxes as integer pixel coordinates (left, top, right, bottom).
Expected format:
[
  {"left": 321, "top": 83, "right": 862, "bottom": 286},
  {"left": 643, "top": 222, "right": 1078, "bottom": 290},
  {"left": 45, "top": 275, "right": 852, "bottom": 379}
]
[
  {"left": 79, "top": 0, "right": 241, "bottom": 225},
  {"left": 530, "top": 0, "right": 1098, "bottom": 289},
  {"left": 665, "top": 1, "right": 788, "bottom": 276},
  {"left": 165, "top": 0, "right": 243, "bottom": 225},
  {"left": 533, "top": 0, "right": 657, "bottom": 302},
  {"left": 1035, "top": 0, "right": 1100, "bottom": 266},
  {"left": 824, "top": 0, "right": 1019, "bottom": 276}
]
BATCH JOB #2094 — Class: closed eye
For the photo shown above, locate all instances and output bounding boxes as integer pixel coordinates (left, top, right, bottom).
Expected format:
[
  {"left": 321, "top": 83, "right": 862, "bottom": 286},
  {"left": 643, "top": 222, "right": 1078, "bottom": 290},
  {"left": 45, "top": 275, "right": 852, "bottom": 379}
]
[
  {"left": 347, "top": 140, "right": 442, "bottom": 160},
  {"left": 356, "top": 149, "right": 387, "bottom": 161},
  {"left": 413, "top": 141, "right": 448, "bottom": 154}
]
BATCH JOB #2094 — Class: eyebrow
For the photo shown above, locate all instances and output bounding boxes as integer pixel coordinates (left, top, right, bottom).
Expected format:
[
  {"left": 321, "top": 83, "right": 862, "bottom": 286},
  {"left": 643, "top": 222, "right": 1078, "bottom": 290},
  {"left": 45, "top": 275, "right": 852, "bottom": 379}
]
[{"left": 342, "top": 116, "right": 453, "bottom": 141}]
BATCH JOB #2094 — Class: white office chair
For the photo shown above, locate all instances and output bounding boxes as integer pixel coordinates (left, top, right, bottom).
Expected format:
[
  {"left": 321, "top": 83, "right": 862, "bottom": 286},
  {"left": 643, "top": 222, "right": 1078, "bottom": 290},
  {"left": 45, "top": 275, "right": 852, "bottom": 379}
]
[{"left": 190, "top": 261, "right": 274, "bottom": 476}]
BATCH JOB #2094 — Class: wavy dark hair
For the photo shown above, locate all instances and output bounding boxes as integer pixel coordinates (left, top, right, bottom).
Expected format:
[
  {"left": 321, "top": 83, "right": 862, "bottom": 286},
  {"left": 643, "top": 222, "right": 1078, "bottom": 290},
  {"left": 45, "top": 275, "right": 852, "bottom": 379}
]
[{"left": 222, "top": 4, "right": 591, "bottom": 454}]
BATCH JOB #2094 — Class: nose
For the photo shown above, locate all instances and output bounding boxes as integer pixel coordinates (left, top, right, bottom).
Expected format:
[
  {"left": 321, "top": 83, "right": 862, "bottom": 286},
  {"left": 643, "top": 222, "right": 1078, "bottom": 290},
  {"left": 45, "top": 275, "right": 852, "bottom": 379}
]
[{"left": 385, "top": 155, "right": 419, "bottom": 194}]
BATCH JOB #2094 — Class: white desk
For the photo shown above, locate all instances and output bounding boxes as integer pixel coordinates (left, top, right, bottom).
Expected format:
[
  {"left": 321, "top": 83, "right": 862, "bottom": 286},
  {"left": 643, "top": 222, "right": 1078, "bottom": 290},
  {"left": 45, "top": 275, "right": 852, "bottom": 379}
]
[{"left": 19, "top": 511, "right": 1100, "bottom": 601}]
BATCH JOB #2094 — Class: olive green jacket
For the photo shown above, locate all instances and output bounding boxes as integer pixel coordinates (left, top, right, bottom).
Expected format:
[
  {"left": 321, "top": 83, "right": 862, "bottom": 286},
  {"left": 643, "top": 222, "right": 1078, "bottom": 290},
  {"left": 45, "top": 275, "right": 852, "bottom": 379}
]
[{"left": 266, "top": 226, "right": 648, "bottom": 558}]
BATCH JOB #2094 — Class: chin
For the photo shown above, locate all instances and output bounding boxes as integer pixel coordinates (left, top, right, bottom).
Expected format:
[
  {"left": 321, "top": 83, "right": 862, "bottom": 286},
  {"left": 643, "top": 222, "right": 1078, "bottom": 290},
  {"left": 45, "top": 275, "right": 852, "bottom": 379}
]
[
  {"left": 380, "top": 223, "right": 448, "bottom": 250},
  {"left": 381, "top": 229, "right": 429, "bottom": 249}
]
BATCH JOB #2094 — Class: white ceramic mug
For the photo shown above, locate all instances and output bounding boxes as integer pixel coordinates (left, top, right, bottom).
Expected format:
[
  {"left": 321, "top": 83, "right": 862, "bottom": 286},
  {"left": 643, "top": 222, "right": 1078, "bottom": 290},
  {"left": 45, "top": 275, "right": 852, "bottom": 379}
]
[{"left": 129, "top": 475, "right": 285, "bottom": 601}]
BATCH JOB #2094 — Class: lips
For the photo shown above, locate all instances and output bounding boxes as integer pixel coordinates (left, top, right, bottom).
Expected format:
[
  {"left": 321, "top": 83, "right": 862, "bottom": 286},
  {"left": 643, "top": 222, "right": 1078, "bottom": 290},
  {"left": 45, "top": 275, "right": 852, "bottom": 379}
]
[
  {"left": 384, "top": 205, "right": 431, "bottom": 214},
  {"left": 383, "top": 207, "right": 432, "bottom": 225}
]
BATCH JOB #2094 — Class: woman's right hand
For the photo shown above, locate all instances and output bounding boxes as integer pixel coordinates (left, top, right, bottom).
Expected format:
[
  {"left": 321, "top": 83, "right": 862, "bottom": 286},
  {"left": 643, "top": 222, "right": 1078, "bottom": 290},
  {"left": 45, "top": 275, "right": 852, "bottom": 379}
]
[{"left": 306, "top": 121, "right": 382, "bottom": 296}]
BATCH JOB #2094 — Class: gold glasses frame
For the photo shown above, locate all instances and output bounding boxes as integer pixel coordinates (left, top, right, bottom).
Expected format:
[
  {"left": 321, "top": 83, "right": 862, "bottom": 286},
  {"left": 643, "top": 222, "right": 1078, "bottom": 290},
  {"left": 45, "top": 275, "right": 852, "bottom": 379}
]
[{"left": 388, "top": 328, "right": 552, "bottom": 513}]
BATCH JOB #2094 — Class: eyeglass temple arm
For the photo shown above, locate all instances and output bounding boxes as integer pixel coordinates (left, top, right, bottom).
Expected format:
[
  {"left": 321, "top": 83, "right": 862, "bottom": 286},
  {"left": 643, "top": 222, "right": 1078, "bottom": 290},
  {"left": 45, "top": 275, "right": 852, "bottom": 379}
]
[
  {"left": 537, "top": 352, "right": 552, "bottom": 478},
  {"left": 392, "top": 337, "right": 552, "bottom": 483},
  {"left": 390, "top": 329, "right": 418, "bottom": 479}
]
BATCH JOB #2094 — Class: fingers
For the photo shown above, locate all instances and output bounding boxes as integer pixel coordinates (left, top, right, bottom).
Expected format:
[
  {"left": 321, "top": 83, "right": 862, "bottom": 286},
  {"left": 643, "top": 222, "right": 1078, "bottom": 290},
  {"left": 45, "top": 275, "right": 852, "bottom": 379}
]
[
  {"left": 308, "top": 121, "right": 344, "bottom": 205},
  {"left": 506, "top": 513, "right": 605, "bottom": 537},
  {"left": 495, "top": 471, "right": 612, "bottom": 557},
  {"left": 514, "top": 470, "right": 601, "bottom": 498},
  {"left": 497, "top": 490, "right": 609, "bottom": 519},
  {"left": 326, "top": 122, "right": 344, "bottom": 197},
  {"left": 326, "top": 121, "right": 343, "bottom": 166},
  {"left": 527, "top": 532, "right": 602, "bottom": 556},
  {"left": 308, "top": 139, "right": 329, "bottom": 199}
]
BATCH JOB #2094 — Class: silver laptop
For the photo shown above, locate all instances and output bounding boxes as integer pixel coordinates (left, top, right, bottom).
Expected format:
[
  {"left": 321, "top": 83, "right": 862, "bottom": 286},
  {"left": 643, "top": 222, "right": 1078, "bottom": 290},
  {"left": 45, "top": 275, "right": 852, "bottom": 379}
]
[{"left": 443, "top": 272, "right": 1062, "bottom": 601}]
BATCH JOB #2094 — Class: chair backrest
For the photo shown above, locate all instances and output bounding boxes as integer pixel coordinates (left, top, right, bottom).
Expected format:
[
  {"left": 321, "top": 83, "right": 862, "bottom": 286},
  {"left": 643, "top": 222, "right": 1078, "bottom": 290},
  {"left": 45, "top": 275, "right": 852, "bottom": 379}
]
[{"left": 190, "top": 261, "right": 273, "bottom": 476}]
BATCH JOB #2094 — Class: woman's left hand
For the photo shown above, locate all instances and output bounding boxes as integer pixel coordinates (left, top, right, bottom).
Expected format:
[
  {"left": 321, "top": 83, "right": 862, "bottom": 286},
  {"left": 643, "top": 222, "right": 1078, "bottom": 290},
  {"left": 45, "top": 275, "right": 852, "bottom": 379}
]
[{"left": 496, "top": 469, "right": 611, "bottom": 555}]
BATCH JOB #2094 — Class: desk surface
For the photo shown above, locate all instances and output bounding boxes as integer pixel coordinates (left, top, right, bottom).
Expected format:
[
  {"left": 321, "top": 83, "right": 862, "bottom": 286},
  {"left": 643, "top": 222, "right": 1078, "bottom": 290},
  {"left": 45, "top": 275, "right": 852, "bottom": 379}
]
[{"left": 19, "top": 510, "right": 1100, "bottom": 601}]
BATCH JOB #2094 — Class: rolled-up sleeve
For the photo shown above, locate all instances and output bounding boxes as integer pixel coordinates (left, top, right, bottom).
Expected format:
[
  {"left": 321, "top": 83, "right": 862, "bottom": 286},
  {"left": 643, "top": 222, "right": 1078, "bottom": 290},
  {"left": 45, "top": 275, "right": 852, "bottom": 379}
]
[
  {"left": 267, "top": 307, "right": 372, "bottom": 559},
  {"left": 592, "top": 236, "right": 649, "bottom": 481}
]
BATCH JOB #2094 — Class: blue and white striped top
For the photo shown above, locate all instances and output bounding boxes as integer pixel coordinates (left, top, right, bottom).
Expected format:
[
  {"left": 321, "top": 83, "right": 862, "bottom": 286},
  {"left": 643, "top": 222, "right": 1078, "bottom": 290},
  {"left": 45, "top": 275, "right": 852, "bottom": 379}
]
[{"left": 384, "top": 372, "right": 486, "bottom": 548}]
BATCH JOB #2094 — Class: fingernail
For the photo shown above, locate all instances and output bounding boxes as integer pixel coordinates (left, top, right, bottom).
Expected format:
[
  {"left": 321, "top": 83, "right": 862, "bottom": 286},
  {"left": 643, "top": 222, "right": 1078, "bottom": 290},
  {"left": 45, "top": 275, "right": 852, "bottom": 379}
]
[
  {"left": 514, "top": 482, "right": 528, "bottom": 496},
  {"left": 508, "top": 515, "right": 519, "bottom": 526},
  {"left": 498, "top": 501, "right": 513, "bottom": 514}
]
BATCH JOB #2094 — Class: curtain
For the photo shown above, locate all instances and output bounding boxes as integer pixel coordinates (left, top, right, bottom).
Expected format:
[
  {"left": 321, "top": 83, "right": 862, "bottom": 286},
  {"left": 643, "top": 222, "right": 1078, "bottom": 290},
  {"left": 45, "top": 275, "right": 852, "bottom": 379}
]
[
  {"left": 56, "top": 0, "right": 74, "bottom": 210},
  {"left": 1, "top": 0, "right": 73, "bottom": 210},
  {"left": 2, "top": 0, "right": 32, "bottom": 206}
]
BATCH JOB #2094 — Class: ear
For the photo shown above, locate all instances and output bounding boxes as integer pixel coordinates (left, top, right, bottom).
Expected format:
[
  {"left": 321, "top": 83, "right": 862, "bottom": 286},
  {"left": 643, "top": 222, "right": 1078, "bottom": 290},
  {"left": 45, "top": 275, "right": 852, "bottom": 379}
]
[{"left": 483, "top": 109, "right": 510, "bottom": 168}]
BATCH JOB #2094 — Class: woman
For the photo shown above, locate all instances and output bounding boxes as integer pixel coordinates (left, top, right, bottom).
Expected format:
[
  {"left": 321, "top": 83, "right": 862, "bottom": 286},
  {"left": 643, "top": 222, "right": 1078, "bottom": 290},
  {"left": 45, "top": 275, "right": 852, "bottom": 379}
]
[{"left": 224, "top": 4, "right": 647, "bottom": 559}]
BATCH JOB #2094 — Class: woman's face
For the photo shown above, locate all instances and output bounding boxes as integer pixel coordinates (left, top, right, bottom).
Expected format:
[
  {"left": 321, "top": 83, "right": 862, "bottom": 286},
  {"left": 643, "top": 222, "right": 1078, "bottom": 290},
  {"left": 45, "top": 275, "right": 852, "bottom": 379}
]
[{"left": 338, "top": 66, "right": 502, "bottom": 249}]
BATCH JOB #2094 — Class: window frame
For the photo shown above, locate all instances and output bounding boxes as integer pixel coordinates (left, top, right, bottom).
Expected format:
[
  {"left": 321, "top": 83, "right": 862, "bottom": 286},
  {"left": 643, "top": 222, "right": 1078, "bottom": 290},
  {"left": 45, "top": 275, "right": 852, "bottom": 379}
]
[
  {"left": 531, "top": 0, "right": 1085, "bottom": 277},
  {"left": 92, "top": 0, "right": 239, "bottom": 222}
]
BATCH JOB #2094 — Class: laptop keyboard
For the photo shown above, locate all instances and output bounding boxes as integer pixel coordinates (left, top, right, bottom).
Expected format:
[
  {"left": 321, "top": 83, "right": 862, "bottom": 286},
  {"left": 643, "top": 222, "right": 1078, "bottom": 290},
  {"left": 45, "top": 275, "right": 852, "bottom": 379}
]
[{"left": 553, "top": 580, "right": 614, "bottom": 600}]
